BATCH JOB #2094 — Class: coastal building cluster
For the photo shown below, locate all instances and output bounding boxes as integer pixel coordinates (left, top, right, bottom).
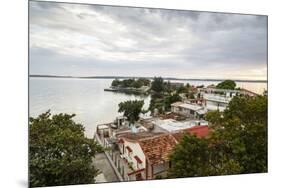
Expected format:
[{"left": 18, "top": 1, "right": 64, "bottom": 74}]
[{"left": 95, "top": 84, "right": 258, "bottom": 181}]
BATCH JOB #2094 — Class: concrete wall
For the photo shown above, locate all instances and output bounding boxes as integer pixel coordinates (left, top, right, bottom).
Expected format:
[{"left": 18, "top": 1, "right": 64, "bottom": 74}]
[
  {"left": 206, "top": 100, "right": 227, "bottom": 112},
  {"left": 118, "top": 139, "right": 147, "bottom": 180},
  {"left": 172, "top": 106, "right": 195, "bottom": 118}
]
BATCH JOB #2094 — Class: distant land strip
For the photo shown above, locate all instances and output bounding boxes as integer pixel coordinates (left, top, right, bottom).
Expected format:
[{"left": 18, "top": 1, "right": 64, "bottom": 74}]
[{"left": 29, "top": 75, "right": 267, "bottom": 83}]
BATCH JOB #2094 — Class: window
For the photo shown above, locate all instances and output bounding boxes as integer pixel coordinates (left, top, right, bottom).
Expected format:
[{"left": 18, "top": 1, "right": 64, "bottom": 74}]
[
  {"left": 125, "top": 146, "right": 133, "bottom": 160},
  {"left": 134, "top": 156, "right": 143, "bottom": 169}
]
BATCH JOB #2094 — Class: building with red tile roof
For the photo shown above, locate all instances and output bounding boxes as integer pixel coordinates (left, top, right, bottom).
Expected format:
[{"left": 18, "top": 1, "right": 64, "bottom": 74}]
[
  {"left": 117, "top": 132, "right": 178, "bottom": 180},
  {"left": 172, "top": 125, "right": 210, "bottom": 142},
  {"left": 139, "top": 134, "right": 177, "bottom": 165}
]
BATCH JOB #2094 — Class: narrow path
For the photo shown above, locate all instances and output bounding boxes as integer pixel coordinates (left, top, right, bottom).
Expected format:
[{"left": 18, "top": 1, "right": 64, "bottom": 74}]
[{"left": 93, "top": 153, "right": 119, "bottom": 183}]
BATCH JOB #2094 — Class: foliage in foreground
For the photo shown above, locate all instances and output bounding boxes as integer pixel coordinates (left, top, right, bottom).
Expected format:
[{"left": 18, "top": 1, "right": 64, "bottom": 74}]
[
  {"left": 29, "top": 111, "right": 102, "bottom": 187},
  {"left": 168, "top": 95, "right": 267, "bottom": 178}
]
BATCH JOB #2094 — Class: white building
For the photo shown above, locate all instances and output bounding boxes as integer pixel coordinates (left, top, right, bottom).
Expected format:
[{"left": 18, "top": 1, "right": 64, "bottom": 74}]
[
  {"left": 199, "top": 87, "right": 258, "bottom": 112},
  {"left": 117, "top": 132, "right": 177, "bottom": 180},
  {"left": 152, "top": 118, "right": 208, "bottom": 133},
  {"left": 202, "top": 93, "right": 231, "bottom": 112},
  {"left": 171, "top": 101, "right": 207, "bottom": 118}
]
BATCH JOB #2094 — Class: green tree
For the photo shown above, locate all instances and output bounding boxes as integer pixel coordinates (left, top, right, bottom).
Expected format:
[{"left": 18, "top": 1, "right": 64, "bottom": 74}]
[
  {"left": 208, "top": 95, "right": 267, "bottom": 174},
  {"left": 205, "top": 110, "right": 222, "bottom": 125},
  {"left": 169, "top": 133, "right": 243, "bottom": 178},
  {"left": 118, "top": 100, "right": 144, "bottom": 125},
  {"left": 29, "top": 111, "right": 102, "bottom": 187},
  {"left": 111, "top": 78, "right": 150, "bottom": 89},
  {"left": 219, "top": 95, "right": 268, "bottom": 173},
  {"left": 137, "top": 78, "right": 151, "bottom": 86},
  {"left": 149, "top": 95, "right": 165, "bottom": 115},
  {"left": 169, "top": 134, "right": 211, "bottom": 177},
  {"left": 176, "top": 85, "right": 189, "bottom": 94},
  {"left": 151, "top": 77, "right": 164, "bottom": 93},
  {"left": 121, "top": 79, "right": 135, "bottom": 87},
  {"left": 111, "top": 79, "right": 121, "bottom": 87},
  {"left": 164, "top": 93, "right": 181, "bottom": 111},
  {"left": 169, "top": 95, "right": 267, "bottom": 177},
  {"left": 216, "top": 80, "right": 236, "bottom": 90},
  {"left": 131, "top": 79, "right": 143, "bottom": 88}
]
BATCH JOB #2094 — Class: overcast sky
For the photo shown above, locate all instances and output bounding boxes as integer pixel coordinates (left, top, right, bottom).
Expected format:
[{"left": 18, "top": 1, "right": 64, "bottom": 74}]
[{"left": 29, "top": 1, "right": 267, "bottom": 80}]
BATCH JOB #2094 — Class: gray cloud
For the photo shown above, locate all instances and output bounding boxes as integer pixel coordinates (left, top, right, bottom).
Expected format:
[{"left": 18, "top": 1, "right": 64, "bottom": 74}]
[{"left": 29, "top": 1, "right": 267, "bottom": 80}]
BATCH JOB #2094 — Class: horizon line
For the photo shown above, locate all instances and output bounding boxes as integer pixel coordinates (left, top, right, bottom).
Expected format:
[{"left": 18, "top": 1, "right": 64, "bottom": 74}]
[{"left": 29, "top": 74, "right": 267, "bottom": 83}]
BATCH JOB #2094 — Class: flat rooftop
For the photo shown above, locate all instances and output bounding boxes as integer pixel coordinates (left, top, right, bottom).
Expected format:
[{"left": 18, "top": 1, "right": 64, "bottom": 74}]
[
  {"left": 152, "top": 118, "right": 208, "bottom": 132},
  {"left": 171, "top": 102, "right": 204, "bottom": 111}
]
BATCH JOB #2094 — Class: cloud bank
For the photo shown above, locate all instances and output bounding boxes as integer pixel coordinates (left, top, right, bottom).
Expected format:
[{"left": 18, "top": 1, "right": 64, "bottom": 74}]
[{"left": 29, "top": 1, "right": 267, "bottom": 80}]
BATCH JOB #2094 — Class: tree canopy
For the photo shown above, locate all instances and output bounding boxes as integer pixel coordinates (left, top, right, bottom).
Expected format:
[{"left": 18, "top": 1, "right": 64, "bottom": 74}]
[
  {"left": 168, "top": 95, "right": 267, "bottom": 177},
  {"left": 216, "top": 80, "right": 236, "bottom": 90},
  {"left": 164, "top": 93, "right": 181, "bottom": 111},
  {"left": 111, "top": 78, "right": 150, "bottom": 88},
  {"left": 168, "top": 134, "right": 211, "bottom": 177},
  {"left": 29, "top": 111, "right": 102, "bottom": 187},
  {"left": 151, "top": 77, "right": 164, "bottom": 93},
  {"left": 118, "top": 100, "right": 144, "bottom": 125}
]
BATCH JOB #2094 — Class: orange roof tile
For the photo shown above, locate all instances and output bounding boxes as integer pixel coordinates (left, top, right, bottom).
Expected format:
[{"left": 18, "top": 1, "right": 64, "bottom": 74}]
[
  {"left": 139, "top": 134, "right": 177, "bottom": 165},
  {"left": 117, "top": 132, "right": 164, "bottom": 142},
  {"left": 172, "top": 125, "right": 210, "bottom": 142}
]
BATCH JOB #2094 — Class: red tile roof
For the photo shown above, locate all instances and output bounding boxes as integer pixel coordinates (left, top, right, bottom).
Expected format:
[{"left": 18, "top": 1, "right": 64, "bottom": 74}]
[
  {"left": 117, "top": 132, "right": 164, "bottom": 141},
  {"left": 139, "top": 134, "right": 177, "bottom": 165},
  {"left": 187, "top": 125, "right": 209, "bottom": 138},
  {"left": 172, "top": 125, "right": 210, "bottom": 142},
  {"left": 118, "top": 127, "right": 209, "bottom": 165}
]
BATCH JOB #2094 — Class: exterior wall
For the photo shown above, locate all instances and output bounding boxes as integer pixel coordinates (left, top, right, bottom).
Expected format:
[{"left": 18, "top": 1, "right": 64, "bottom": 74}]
[
  {"left": 171, "top": 106, "right": 177, "bottom": 114},
  {"left": 146, "top": 161, "right": 170, "bottom": 179},
  {"left": 153, "top": 162, "right": 169, "bottom": 179},
  {"left": 118, "top": 140, "right": 171, "bottom": 180},
  {"left": 171, "top": 106, "right": 196, "bottom": 118},
  {"left": 146, "top": 160, "right": 153, "bottom": 179},
  {"left": 122, "top": 140, "right": 146, "bottom": 170},
  {"left": 118, "top": 139, "right": 146, "bottom": 180},
  {"left": 205, "top": 100, "right": 227, "bottom": 112}
]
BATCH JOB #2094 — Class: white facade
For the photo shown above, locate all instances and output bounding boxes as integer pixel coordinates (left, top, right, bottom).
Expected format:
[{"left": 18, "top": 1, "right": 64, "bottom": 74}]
[
  {"left": 202, "top": 93, "right": 231, "bottom": 112},
  {"left": 205, "top": 100, "right": 228, "bottom": 112},
  {"left": 118, "top": 138, "right": 146, "bottom": 180},
  {"left": 122, "top": 140, "right": 146, "bottom": 170},
  {"left": 171, "top": 102, "right": 206, "bottom": 118}
]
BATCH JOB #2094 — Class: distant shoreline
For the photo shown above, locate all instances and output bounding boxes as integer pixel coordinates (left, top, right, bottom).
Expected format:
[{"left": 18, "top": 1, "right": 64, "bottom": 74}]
[{"left": 29, "top": 75, "right": 267, "bottom": 83}]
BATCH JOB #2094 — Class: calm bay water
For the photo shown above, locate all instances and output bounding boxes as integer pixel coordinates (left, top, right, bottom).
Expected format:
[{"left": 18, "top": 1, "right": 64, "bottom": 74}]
[{"left": 29, "top": 77, "right": 267, "bottom": 138}]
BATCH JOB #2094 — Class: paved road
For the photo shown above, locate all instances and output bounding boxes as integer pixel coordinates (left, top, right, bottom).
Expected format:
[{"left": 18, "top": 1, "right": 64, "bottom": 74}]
[{"left": 93, "top": 153, "right": 119, "bottom": 183}]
